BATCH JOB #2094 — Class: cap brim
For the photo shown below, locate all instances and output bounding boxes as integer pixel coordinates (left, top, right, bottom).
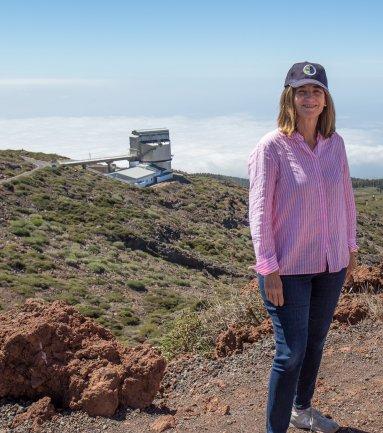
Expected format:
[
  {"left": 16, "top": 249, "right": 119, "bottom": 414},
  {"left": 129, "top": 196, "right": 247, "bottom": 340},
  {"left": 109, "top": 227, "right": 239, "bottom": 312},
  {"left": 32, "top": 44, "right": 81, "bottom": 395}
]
[{"left": 288, "top": 78, "right": 328, "bottom": 90}]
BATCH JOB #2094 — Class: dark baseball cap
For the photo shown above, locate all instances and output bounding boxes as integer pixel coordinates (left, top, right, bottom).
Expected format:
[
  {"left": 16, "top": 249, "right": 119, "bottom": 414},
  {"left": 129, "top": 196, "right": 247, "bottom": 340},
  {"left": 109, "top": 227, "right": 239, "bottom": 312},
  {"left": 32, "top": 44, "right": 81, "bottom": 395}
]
[{"left": 284, "top": 61, "right": 328, "bottom": 91}]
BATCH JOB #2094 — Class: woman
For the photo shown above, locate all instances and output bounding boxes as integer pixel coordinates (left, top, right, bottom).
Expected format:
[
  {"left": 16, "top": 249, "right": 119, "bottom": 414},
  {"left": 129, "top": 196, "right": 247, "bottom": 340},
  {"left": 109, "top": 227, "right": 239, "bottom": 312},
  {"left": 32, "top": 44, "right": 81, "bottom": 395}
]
[{"left": 248, "top": 61, "right": 358, "bottom": 433}]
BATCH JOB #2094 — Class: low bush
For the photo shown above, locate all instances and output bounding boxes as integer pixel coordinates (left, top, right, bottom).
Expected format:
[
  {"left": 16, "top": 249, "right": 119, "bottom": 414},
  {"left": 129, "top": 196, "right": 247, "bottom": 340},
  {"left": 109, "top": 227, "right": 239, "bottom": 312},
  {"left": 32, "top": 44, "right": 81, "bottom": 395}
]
[
  {"left": 119, "top": 307, "right": 140, "bottom": 326},
  {"left": 76, "top": 304, "right": 104, "bottom": 319},
  {"left": 112, "top": 241, "right": 125, "bottom": 250},
  {"left": 158, "top": 288, "right": 267, "bottom": 359},
  {"left": 87, "top": 261, "right": 107, "bottom": 274},
  {"left": 126, "top": 280, "right": 146, "bottom": 292},
  {"left": 158, "top": 310, "right": 210, "bottom": 359},
  {"left": 10, "top": 220, "right": 32, "bottom": 237}
]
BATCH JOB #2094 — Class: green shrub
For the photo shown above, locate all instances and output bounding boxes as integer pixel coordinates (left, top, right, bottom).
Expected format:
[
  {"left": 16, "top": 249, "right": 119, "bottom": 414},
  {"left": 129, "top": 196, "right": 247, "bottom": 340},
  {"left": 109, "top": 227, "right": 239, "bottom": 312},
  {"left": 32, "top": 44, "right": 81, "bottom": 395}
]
[
  {"left": 3, "top": 183, "right": 14, "bottom": 192},
  {"left": 144, "top": 209, "right": 160, "bottom": 220},
  {"left": 16, "top": 286, "right": 35, "bottom": 297},
  {"left": 191, "top": 299, "right": 209, "bottom": 311},
  {"left": 159, "top": 310, "right": 211, "bottom": 359},
  {"left": 89, "top": 296, "right": 109, "bottom": 310},
  {"left": 119, "top": 307, "right": 140, "bottom": 326},
  {"left": 30, "top": 214, "right": 43, "bottom": 227},
  {"left": 31, "top": 193, "right": 51, "bottom": 209},
  {"left": 112, "top": 241, "right": 125, "bottom": 250},
  {"left": 65, "top": 256, "right": 80, "bottom": 268},
  {"left": 96, "top": 316, "right": 123, "bottom": 336},
  {"left": 17, "top": 207, "right": 33, "bottom": 215},
  {"left": 66, "top": 284, "right": 88, "bottom": 297},
  {"left": 105, "top": 291, "right": 125, "bottom": 302},
  {"left": 23, "top": 274, "right": 53, "bottom": 287},
  {"left": 126, "top": 280, "right": 146, "bottom": 292},
  {"left": 15, "top": 190, "right": 29, "bottom": 197},
  {"left": 87, "top": 244, "right": 101, "bottom": 254},
  {"left": 138, "top": 321, "right": 161, "bottom": 339},
  {"left": 8, "top": 259, "right": 26, "bottom": 272},
  {"left": 87, "top": 261, "right": 107, "bottom": 274},
  {"left": 77, "top": 305, "right": 103, "bottom": 318},
  {"left": 144, "top": 289, "right": 184, "bottom": 312},
  {"left": 58, "top": 293, "right": 79, "bottom": 305},
  {"left": 66, "top": 245, "right": 88, "bottom": 259},
  {"left": 173, "top": 278, "right": 190, "bottom": 287},
  {"left": 24, "top": 233, "right": 49, "bottom": 248},
  {"left": 69, "top": 232, "right": 87, "bottom": 245},
  {"left": 10, "top": 220, "right": 31, "bottom": 237}
]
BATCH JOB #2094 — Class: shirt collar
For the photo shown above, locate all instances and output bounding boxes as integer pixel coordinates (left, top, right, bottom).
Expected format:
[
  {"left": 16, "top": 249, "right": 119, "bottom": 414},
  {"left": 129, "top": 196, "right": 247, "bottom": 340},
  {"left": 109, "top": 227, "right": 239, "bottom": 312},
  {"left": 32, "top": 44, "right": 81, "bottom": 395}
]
[{"left": 291, "top": 130, "right": 325, "bottom": 143}]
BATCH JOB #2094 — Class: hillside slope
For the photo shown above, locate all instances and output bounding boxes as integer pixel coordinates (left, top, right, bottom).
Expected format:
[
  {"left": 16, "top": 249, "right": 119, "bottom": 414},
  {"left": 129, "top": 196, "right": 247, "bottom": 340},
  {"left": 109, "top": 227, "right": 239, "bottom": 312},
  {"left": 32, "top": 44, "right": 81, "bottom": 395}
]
[
  {"left": 0, "top": 150, "right": 382, "bottom": 350},
  {"left": 0, "top": 150, "right": 254, "bottom": 347}
]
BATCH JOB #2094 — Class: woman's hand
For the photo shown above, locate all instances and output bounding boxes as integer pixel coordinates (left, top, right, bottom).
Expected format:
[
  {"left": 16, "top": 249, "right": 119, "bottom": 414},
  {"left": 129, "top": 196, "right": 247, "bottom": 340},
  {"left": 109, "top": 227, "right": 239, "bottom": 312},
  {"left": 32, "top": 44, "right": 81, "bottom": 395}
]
[
  {"left": 345, "top": 251, "right": 357, "bottom": 285},
  {"left": 264, "top": 271, "right": 284, "bottom": 306}
]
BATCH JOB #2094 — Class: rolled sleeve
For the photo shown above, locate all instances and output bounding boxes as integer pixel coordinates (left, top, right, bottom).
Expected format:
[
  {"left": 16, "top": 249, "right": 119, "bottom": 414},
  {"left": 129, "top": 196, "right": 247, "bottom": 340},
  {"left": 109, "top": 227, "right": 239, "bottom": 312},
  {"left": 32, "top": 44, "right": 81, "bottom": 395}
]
[
  {"left": 248, "top": 143, "right": 280, "bottom": 275},
  {"left": 341, "top": 139, "right": 359, "bottom": 253}
]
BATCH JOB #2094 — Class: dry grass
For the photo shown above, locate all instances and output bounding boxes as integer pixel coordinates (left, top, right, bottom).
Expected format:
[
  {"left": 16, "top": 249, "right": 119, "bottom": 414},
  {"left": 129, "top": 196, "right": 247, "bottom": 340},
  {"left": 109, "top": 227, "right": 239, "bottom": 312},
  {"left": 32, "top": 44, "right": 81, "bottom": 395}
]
[
  {"left": 158, "top": 287, "right": 268, "bottom": 359},
  {"left": 359, "top": 292, "right": 383, "bottom": 321},
  {"left": 198, "top": 287, "right": 267, "bottom": 342}
]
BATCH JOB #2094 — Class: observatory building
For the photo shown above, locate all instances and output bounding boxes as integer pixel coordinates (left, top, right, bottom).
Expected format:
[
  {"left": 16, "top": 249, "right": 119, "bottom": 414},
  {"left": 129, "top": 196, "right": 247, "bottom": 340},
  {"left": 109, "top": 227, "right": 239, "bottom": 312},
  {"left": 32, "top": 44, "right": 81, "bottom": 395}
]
[
  {"left": 107, "top": 128, "right": 173, "bottom": 187},
  {"left": 56, "top": 128, "right": 174, "bottom": 187}
]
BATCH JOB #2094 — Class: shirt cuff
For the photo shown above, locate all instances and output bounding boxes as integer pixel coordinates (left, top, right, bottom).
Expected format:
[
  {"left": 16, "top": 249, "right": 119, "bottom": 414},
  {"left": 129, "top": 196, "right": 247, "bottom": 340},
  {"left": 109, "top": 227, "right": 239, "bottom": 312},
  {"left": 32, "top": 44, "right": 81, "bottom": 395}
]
[
  {"left": 250, "top": 254, "right": 279, "bottom": 276},
  {"left": 348, "top": 240, "right": 359, "bottom": 253}
]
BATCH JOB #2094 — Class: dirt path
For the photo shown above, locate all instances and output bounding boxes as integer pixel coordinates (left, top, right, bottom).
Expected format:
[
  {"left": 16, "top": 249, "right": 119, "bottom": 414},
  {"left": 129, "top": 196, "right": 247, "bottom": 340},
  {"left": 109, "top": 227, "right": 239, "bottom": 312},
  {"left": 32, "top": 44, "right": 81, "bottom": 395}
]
[
  {"left": 0, "top": 157, "right": 50, "bottom": 185},
  {"left": 3, "top": 317, "right": 380, "bottom": 433},
  {"left": 126, "top": 318, "right": 382, "bottom": 433}
]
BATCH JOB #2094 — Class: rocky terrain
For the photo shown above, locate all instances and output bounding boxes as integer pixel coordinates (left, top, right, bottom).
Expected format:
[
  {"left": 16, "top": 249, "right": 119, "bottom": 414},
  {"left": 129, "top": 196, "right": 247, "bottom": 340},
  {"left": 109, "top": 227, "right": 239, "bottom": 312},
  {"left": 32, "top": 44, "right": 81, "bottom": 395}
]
[{"left": 0, "top": 297, "right": 381, "bottom": 432}]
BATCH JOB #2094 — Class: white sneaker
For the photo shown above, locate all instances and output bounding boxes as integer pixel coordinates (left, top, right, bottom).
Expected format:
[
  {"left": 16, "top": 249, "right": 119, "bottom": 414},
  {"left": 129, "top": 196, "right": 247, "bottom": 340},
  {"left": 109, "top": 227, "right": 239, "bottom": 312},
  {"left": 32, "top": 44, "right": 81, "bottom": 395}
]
[{"left": 289, "top": 406, "right": 340, "bottom": 433}]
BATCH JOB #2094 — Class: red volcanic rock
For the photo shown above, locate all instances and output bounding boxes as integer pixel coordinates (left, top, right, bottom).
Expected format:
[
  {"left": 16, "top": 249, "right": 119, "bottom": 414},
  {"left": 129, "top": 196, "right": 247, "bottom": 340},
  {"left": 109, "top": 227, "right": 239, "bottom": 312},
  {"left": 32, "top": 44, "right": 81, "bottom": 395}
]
[
  {"left": 344, "top": 263, "right": 383, "bottom": 293},
  {"left": 150, "top": 414, "right": 177, "bottom": 432},
  {"left": 333, "top": 294, "right": 369, "bottom": 325},
  {"left": 203, "top": 395, "right": 230, "bottom": 415},
  {"left": 12, "top": 396, "right": 56, "bottom": 432},
  {"left": 215, "top": 318, "right": 273, "bottom": 358},
  {"left": 0, "top": 299, "right": 166, "bottom": 417}
]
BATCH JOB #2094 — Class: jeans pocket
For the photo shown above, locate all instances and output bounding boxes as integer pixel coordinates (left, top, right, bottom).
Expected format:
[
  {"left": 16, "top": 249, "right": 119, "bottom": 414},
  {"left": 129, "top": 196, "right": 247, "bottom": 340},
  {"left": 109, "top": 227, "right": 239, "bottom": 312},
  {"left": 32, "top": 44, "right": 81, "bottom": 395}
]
[
  {"left": 256, "top": 273, "right": 284, "bottom": 312},
  {"left": 256, "top": 273, "right": 269, "bottom": 304}
]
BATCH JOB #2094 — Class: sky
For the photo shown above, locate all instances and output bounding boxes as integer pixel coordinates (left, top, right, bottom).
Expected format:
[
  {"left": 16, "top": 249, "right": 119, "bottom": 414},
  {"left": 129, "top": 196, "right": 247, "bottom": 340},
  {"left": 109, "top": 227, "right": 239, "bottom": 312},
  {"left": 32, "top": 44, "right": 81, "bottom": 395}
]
[{"left": 0, "top": 0, "right": 382, "bottom": 178}]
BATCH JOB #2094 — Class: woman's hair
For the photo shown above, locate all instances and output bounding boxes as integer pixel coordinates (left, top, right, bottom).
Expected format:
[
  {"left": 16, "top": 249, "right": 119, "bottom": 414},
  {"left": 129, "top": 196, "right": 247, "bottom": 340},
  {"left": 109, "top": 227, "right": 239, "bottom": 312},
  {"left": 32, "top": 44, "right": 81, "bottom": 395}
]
[{"left": 277, "top": 86, "right": 336, "bottom": 138}]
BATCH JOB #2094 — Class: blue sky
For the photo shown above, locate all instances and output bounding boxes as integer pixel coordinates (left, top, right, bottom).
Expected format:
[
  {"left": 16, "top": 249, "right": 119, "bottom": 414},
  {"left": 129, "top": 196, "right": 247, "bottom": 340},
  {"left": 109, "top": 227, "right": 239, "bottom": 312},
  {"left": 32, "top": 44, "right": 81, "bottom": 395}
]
[{"left": 0, "top": 0, "right": 382, "bottom": 177}]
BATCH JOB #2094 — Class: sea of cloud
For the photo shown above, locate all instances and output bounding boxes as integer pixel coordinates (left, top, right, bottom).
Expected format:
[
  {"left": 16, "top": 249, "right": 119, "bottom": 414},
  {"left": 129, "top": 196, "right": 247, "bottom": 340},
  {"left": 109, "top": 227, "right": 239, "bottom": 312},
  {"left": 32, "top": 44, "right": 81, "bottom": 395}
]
[{"left": 0, "top": 115, "right": 382, "bottom": 178}]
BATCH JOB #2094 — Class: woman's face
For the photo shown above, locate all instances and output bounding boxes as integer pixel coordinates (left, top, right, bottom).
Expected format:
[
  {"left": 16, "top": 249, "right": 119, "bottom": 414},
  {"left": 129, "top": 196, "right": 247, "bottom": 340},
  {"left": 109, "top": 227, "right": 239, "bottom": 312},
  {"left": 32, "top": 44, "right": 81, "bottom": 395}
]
[{"left": 293, "top": 84, "right": 327, "bottom": 121}]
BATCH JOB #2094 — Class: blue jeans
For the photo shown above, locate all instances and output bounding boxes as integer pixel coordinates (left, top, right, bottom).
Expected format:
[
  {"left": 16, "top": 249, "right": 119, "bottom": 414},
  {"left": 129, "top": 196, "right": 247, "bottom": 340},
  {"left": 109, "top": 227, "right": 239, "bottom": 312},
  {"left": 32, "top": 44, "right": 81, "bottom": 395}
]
[{"left": 256, "top": 262, "right": 347, "bottom": 433}]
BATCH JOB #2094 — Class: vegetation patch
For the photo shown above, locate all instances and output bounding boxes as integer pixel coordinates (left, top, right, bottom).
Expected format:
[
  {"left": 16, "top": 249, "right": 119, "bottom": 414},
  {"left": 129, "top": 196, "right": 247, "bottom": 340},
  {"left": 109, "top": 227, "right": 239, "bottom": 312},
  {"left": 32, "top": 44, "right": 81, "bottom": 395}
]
[{"left": 126, "top": 280, "right": 147, "bottom": 292}]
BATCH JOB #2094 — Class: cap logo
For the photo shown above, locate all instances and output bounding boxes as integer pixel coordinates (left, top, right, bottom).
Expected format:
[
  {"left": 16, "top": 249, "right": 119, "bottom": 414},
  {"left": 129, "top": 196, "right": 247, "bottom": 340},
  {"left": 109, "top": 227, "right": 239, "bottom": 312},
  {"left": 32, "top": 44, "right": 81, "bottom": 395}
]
[{"left": 303, "top": 64, "right": 316, "bottom": 76}]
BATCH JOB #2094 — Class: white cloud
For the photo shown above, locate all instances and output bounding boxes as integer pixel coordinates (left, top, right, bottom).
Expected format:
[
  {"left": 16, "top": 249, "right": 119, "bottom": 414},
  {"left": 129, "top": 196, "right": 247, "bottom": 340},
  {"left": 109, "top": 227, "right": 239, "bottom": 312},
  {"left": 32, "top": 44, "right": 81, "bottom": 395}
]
[
  {"left": 339, "top": 126, "right": 383, "bottom": 164},
  {"left": 0, "top": 115, "right": 382, "bottom": 178}
]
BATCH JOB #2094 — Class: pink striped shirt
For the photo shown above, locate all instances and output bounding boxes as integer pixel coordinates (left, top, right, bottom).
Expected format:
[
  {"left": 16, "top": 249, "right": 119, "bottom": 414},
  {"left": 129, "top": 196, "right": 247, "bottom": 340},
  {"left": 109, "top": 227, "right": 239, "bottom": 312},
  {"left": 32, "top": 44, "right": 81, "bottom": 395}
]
[{"left": 248, "top": 128, "right": 358, "bottom": 276}]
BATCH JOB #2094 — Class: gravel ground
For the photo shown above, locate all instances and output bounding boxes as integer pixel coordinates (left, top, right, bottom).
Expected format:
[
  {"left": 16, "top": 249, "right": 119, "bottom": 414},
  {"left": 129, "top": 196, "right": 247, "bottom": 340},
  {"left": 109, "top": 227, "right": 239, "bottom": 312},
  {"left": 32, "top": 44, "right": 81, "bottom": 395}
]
[{"left": 1, "top": 318, "right": 382, "bottom": 433}]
